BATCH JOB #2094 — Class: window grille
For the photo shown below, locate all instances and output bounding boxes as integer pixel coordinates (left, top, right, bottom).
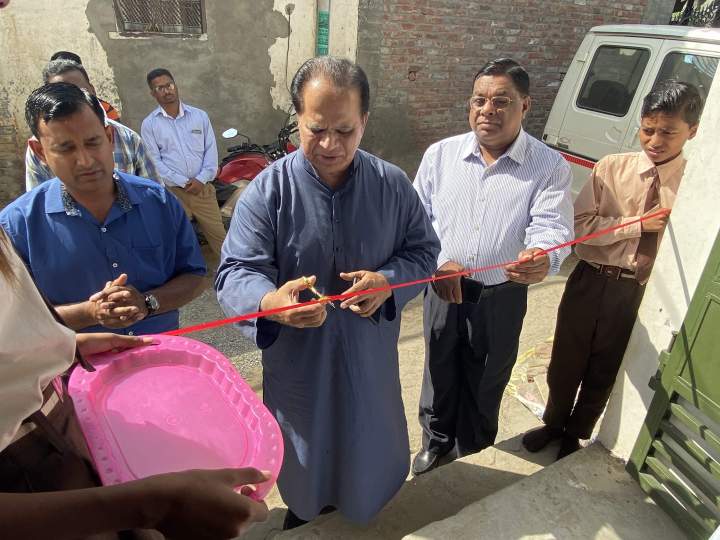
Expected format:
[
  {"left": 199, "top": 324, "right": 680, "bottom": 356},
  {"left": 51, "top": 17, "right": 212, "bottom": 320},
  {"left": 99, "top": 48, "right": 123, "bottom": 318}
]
[{"left": 113, "top": 0, "right": 205, "bottom": 36}]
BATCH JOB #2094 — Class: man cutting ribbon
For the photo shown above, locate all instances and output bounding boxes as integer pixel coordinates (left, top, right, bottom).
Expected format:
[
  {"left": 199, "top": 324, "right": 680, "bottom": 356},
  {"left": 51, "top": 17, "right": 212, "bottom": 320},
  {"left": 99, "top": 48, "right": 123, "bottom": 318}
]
[{"left": 215, "top": 57, "right": 440, "bottom": 529}]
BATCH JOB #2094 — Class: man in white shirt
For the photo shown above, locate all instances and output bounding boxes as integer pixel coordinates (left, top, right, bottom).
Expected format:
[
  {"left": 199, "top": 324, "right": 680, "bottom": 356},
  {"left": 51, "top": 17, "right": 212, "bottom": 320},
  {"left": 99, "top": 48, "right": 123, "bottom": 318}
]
[{"left": 141, "top": 69, "right": 226, "bottom": 257}]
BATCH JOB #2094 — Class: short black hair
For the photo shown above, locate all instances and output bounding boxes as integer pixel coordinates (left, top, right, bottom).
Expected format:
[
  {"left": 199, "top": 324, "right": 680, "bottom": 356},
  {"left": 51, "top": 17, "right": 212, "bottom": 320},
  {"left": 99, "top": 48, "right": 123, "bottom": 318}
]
[
  {"left": 25, "top": 82, "right": 105, "bottom": 139},
  {"left": 147, "top": 68, "right": 174, "bottom": 88},
  {"left": 50, "top": 50, "right": 82, "bottom": 64},
  {"left": 473, "top": 58, "right": 530, "bottom": 96},
  {"left": 42, "top": 59, "right": 91, "bottom": 86},
  {"left": 641, "top": 80, "right": 704, "bottom": 126},
  {"left": 291, "top": 56, "right": 370, "bottom": 115}
]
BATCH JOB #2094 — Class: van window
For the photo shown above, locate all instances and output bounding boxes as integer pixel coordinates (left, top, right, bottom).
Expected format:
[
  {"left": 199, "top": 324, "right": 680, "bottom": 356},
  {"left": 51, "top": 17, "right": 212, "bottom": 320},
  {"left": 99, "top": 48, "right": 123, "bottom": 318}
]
[
  {"left": 654, "top": 52, "right": 719, "bottom": 101},
  {"left": 576, "top": 46, "right": 650, "bottom": 117}
]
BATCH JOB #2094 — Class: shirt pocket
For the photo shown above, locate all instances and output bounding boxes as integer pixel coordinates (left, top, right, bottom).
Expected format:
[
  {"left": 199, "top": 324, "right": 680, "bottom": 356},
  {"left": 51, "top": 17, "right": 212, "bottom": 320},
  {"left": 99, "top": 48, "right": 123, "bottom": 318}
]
[{"left": 188, "top": 127, "right": 205, "bottom": 153}]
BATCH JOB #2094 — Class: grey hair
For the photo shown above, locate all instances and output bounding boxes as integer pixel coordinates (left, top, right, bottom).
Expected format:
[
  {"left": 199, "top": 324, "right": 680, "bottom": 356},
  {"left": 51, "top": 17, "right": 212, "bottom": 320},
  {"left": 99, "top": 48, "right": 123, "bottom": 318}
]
[
  {"left": 42, "top": 59, "right": 91, "bottom": 85},
  {"left": 290, "top": 56, "right": 370, "bottom": 115}
]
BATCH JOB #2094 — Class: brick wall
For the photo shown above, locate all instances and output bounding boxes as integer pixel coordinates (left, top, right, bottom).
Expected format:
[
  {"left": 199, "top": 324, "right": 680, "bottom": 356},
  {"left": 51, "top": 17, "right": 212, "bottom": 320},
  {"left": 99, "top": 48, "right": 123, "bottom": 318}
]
[
  {"left": 0, "top": 90, "right": 23, "bottom": 207},
  {"left": 358, "top": 0, "right": 649, "bottom": 176}
]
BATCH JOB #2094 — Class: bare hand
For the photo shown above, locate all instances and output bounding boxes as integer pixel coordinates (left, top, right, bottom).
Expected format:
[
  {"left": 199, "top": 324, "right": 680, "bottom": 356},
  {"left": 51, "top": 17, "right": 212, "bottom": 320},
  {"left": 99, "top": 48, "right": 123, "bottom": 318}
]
[
  {"left": 505, "top": 248, "right": 550, "bottom": 285},
  {"left": 339, "top": 270, "right": 391, "bottom": 317},
  {"left": 260, "top": 275, "right": 328, "bottom": 328},
  {"left": 88, "top": 274, "right": 147, "bottom": 328},
  {"left": 641, "top": 207, "right": 670, "bottom": 232},
  {"left": 76, "top": 333, "right": 155, "bottom": 357},
  {"left": 432, "top": 261, "right": 464, "bottom": 304},
  {"left": 184, "top": 178, "right": 203, "bottom": 196},
  {"left": 145, "top": 468, "right": 270, "bottom": 539}
]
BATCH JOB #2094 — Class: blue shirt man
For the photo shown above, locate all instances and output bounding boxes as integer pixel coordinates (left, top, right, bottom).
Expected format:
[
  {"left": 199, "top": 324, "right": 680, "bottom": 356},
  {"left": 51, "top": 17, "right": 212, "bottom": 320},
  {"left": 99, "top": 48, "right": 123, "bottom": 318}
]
[{"left": 2, "top": 82, "right": 207, "bottom": 335}]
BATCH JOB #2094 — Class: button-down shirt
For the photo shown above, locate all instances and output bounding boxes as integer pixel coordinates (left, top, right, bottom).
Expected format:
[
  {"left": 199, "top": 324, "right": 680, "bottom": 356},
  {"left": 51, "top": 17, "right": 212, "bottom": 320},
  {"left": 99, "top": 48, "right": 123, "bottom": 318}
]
[
  {"left": 574, "top": 151, "right": 686, "bottom": 271},
  {"left": 25, "top": 118, "right": 157, "bottom": 192},
  {"left": 414, "top": 130, "right": 574, "bottom": 285},
  {"left": 141, "top": 102, "right": 218, "bottom": 188},
  {"left": 0, "top": 171, "right": 206, "bottom": 335}
]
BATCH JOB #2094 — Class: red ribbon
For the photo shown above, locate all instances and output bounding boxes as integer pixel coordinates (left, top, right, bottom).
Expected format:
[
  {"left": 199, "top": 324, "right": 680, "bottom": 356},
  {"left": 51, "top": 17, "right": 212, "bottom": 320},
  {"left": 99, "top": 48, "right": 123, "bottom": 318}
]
[{"left": 165, "top": 210, "right": 668, "bottom": 336}]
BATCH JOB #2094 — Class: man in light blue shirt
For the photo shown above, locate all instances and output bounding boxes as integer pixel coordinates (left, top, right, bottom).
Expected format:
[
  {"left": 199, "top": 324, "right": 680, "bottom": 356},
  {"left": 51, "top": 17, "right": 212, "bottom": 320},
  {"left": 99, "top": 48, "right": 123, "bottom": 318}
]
[
  {"left": 411, "top": 58, "right": 573, "bottom": 475},
  {"left": 141, "top": 69, "right": 226, "bottom": 257}
]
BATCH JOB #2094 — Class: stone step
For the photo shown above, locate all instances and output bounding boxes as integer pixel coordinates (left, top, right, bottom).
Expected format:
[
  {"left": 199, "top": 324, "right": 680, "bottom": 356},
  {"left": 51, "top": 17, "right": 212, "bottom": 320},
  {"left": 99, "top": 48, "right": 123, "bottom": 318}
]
[
  {"left": 404, "top": 443, "right": 686, "bottom": 540},
  {"left": 265, "top": 396, "right": 554, "bottom": 539}
]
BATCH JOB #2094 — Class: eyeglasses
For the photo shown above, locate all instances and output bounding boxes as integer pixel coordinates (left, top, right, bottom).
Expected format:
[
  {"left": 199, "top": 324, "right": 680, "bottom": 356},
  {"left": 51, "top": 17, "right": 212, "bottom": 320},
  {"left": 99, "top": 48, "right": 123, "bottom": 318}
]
[
  {"left": 153, "top": 82, "right": 176, "bottom": 93},
  {"left": 468, "top": 95, "right": 514, "bottom": 111}
]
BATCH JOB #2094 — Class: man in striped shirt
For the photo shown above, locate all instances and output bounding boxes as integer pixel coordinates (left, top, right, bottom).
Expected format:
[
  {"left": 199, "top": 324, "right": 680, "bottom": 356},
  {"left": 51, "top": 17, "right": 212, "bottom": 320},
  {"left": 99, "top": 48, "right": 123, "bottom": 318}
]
[
  {"left": 411, "top": 58, "right": 573, "bottom": 475},
  {"left": 25, "top": 60, "right": 156, "bottom": 191}
]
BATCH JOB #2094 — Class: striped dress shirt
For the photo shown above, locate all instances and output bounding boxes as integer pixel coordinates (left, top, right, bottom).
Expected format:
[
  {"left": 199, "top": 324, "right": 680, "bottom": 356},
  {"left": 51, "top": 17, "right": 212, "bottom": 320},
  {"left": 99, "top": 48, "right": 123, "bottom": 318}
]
[
  {"left": 25, "top": 118, "right": 157, "bottom": 192},
  {"left": 413, "top": 130, "right": 573, "bottom": 285}
]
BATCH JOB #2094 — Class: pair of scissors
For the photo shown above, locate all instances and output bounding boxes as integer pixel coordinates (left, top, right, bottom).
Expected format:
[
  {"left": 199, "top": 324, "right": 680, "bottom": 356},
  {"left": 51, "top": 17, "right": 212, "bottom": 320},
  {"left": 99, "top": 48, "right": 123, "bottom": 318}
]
[{"left": 302, "top": 276, "right": 336, "bottom": 309}]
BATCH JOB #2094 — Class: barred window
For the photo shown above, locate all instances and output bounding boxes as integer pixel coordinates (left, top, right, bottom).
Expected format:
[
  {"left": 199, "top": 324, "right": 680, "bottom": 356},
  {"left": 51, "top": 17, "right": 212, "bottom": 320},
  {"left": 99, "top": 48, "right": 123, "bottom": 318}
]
[{"left": 113, "top": 0, "right": 205, "bottom": 36}]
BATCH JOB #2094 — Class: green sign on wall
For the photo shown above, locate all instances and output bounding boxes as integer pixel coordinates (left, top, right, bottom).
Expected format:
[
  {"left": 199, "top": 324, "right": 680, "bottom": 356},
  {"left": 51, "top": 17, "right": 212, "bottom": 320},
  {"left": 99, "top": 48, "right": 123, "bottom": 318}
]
[{"left": 316, "top": 10, "right": 329, "bottom": 56}]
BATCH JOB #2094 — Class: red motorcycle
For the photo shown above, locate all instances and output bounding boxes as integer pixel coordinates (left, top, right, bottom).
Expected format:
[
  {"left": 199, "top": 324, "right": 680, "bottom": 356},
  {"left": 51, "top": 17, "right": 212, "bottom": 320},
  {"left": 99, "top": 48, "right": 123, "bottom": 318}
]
[{"left": 213, "top": 114, "right": 297, "bottom": 223}]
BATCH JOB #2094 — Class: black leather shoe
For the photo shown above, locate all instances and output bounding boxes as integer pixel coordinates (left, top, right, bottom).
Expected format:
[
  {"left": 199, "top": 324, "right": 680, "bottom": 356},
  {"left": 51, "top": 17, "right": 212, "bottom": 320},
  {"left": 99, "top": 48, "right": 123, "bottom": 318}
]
[
  {"left": 557, "top": 435, "right": 581, "bottom": 460},
  {"left": 283, "top": 509, "right": 308, "bottom": 530},
  {"left": 521, "top": 425, "right": 564, "bottom": 453},
  {"left": 412, "top": 448, "right": 450, "bottom": 476}
]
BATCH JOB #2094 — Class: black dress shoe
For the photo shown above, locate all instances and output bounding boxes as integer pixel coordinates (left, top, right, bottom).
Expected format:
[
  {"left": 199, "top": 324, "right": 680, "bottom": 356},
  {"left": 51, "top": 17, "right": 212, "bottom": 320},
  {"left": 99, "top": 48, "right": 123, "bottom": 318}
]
[
  {"left": 521, "top": 425, "right": 564, "bottom": 453},
  {"left": 556, "top": 435, "right": 581, "bottom": 460},
  {"left": 411, "top": 448, "right": 450, "bottom": 476},
  {"left": 283, "top": 509, "right": 308, "bottom": 530}
]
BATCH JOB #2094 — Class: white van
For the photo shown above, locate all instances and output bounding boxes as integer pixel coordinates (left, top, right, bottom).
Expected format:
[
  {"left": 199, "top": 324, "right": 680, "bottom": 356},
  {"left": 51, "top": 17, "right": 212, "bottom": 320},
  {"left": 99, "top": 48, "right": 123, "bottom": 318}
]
[{"left": 542, "top": 24, "right": 720, "bottom": 196}]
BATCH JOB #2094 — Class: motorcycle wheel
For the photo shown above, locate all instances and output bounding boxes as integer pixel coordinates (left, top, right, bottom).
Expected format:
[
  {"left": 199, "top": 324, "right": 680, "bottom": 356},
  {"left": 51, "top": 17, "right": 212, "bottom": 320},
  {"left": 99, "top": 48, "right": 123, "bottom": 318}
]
[{"left": 220, "top": 179, "right": 251, "bottom": 219}]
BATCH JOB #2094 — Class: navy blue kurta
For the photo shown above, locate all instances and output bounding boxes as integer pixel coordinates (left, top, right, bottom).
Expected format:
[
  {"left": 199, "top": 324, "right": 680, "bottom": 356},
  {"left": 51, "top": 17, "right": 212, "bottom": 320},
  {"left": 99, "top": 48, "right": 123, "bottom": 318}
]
[{"left": 215, "top": 149, "right": 440, "bottom": 523}]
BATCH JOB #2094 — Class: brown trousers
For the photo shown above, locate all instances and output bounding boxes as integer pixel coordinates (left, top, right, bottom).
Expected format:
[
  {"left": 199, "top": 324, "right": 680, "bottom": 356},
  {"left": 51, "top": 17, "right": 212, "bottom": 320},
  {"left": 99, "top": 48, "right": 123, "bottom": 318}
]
[
  {"left": 543, "top": 260, "right": 645, "bottom": 439},
  {"left": 170, "top": 183, "right": 226, "bottom": 257},
  {"left": 0, "top": 385, "right": 163, "bottom": 540}
]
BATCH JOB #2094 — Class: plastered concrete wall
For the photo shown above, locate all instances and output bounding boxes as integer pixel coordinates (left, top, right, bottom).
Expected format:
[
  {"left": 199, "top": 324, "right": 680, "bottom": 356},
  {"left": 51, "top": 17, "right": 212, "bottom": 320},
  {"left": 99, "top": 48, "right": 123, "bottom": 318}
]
[
  {"left": 269, "top": 0, "right": 359, "bottom": 112},
  {"left": 0, "top": 0, "right": 121, "bottom": 203},
  {"left": 598, "top": 72, "right": 720, "bottom": 460},
  {"left": 0, "top": 1, "right": 359, "bottom": 207}
]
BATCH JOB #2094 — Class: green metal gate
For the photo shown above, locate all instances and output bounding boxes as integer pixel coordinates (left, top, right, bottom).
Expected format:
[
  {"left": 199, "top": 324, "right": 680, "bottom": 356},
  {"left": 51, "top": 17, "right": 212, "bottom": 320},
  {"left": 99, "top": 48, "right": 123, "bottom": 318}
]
[{"left": 628, "top": 233, "right": 720, "bottom": 539}]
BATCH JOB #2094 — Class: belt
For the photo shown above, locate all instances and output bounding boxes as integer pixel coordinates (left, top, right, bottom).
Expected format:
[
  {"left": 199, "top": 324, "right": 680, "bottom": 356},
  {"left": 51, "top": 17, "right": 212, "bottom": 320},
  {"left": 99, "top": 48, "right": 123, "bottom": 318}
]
[
  {"left": 583, "top": 260, "right": 636, "bottom": 280},
  {"left": 461, "top": 277, "right": 524, "bottom": 304}
]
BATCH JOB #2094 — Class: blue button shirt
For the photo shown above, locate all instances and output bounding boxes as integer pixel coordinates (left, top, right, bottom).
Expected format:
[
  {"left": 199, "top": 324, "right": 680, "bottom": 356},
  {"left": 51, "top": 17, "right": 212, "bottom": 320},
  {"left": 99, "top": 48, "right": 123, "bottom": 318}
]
[
  {"left": 0, "top": 171, "right": 206, "bottom": 334},
  {"left": 141, "top": 102, "right": 218, "bottom": 188}
]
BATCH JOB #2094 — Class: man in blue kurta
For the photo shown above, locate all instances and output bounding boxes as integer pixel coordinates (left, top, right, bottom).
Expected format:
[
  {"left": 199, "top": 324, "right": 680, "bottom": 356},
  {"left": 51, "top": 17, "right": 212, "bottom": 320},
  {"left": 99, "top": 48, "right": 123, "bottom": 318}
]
[{"left": 215, "top": 57, "right": 440, "bottom": 527}]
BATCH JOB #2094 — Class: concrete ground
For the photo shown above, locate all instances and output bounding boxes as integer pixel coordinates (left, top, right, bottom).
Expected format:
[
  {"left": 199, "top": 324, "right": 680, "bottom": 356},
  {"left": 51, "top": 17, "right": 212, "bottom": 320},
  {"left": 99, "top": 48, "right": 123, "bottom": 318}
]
[
  {"left": 179, "top": 249, "right": 580, "bottom": 538},
  {"left": 405, "top": 444, "right": 685, "bottom": 540}
]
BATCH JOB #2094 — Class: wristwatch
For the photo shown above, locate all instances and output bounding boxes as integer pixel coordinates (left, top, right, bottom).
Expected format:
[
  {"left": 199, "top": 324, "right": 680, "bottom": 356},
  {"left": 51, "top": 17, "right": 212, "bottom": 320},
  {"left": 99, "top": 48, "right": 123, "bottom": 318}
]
[{"left": 144, "top": 293, "right": 160, "bottom": 315}]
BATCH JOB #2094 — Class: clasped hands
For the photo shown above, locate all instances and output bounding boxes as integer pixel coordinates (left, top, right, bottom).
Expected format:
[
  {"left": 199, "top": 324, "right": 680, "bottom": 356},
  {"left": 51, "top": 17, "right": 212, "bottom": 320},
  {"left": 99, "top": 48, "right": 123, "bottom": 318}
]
[
  {"left": 260, "top": 271, "right": 391, "bottom": 328},
  {"left": 433, "top": 248, "right": 550, "bottom": 304},
  {"left": 87, "top": 273, "right": 148, "bottom": 329}
]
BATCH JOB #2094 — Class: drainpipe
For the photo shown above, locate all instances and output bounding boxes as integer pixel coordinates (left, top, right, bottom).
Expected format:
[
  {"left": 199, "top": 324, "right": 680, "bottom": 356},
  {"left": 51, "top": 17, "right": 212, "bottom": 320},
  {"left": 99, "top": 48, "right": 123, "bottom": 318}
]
[{"left": 316, "top": 0, "right": 330, "bottom": 56}]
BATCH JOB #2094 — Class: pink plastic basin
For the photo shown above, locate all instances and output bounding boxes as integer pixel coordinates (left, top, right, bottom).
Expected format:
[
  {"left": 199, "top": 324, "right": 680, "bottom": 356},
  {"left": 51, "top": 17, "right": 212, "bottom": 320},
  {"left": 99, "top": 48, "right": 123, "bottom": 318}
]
[{"left": 68, "top": 335, "right": 283, "bottom": 500}]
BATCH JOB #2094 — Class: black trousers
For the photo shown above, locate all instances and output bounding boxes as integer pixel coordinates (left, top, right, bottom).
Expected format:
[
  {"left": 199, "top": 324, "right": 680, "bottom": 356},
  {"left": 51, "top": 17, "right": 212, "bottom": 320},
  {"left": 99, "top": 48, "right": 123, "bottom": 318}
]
[
  {"left": 418, "top": 282, "right": 528, "bottom": 456},
  {"left": 543, "top": 260, "right": 645, "bottom": 439}
]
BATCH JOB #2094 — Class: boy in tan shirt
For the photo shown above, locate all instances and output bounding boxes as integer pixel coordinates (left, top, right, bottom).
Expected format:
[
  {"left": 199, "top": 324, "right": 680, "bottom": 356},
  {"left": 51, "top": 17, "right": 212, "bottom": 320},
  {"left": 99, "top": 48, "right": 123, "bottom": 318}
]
[{"left": 522, "top": 80, "right": 704, "bottom": 459}]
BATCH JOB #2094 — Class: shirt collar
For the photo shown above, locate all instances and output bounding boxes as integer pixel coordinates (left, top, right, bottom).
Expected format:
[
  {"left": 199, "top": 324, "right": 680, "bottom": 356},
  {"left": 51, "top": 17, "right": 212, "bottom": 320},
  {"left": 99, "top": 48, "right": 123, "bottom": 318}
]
[
  {"left": 297, "top": 148, "right": 362, "bottom": 191},
  {"left": 636, "top": 150, "right": 686, "bottom": 181},
  {"left": 45, "top": 172, "right": 134, "bottom": 216},
  {"left": 463, "top": 128, "right": 528, "bottom": 166},
  {"left": 155, "top": 101, "right": 186, "bottom": 119}
]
